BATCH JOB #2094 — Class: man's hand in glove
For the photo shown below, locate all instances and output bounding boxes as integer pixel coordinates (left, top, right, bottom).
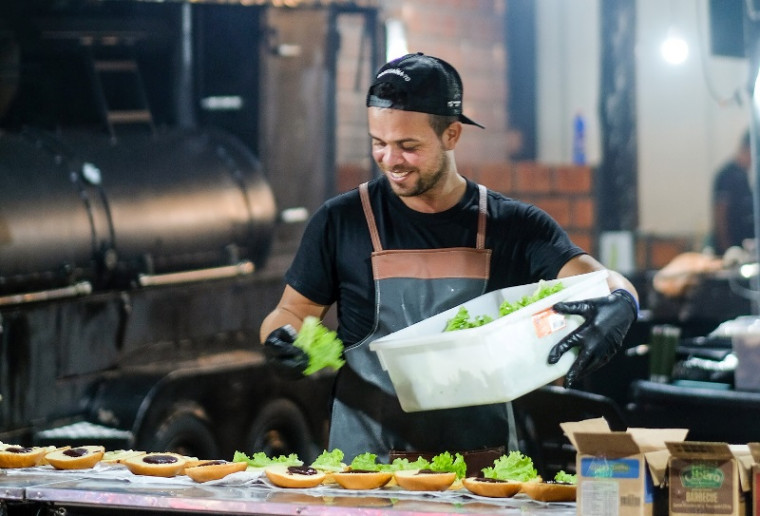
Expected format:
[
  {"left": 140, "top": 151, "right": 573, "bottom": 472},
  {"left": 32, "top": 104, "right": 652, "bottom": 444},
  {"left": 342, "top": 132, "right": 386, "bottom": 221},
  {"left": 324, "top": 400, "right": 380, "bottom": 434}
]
[
  {"left": 263, "top": 325, "right": 309, "bottom": 380},
  {"left": 547, "top": 289, "right": 638, "bottom": 388}
]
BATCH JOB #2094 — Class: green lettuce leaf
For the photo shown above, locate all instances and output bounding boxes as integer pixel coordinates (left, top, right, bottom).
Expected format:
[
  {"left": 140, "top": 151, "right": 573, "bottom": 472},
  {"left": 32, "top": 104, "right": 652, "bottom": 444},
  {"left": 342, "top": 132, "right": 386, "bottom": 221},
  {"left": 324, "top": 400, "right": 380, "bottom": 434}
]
[
  {"left": 481, "top": 451, "right": 538, "bottom": 482},
  {"left": 498, "top": 280, "right": 564, "bottom": 317},
  {"left": 429, "top": 451, "right": 467, "bottom": 479},
  {"left": 293, "top": 316, "right": 345, "bottom": 375},
  {"left": 232, "top": 450, "right": 302, "bottom": 468},
  {"left": 349, "top": 452, "right": 383, "bottom": 471},
  {"left": 444, "top": 280, "right": 565, "bottom": 332},
  {"left": 310, "top": 449, "right": 346, "bottom": 472},
  {"left": 388, "top": 456, "right": 431, "bottom": 471},
  {"left": 444, "top": 307, "right": 493, "bottom": 332},
  {"left": 554, "top": 470, "right": 577, "bottom": 484}
]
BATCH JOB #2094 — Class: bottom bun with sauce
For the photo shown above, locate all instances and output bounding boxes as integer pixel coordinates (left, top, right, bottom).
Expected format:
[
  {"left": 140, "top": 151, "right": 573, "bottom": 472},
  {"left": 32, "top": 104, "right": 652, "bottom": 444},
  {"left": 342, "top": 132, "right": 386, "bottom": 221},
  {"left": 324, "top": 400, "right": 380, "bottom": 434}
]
[
  {"left": 331, "top": 470, "right": 393, "bottom": 490},
  {"left": 265, "top": 464, "right": 326, "bottom": 488},
  {"left": 185, "top": 460, "right": 248, "bottom": 483},
  {"left": 123, "top": 452, "right": 188, "bottom": 477},
  {"left": 0, "top": 446, "right": 50, "bottom": 468},
  {"left": 462, "top": 477, "right": 523, "bottom": 498},
  {"left": 520, "top": 481, "right": 577, "bottom": 502},
  {"left": 45, "top": 445, "right": 105, "bottom": 470},
  {"left": 393, "top": 470, "right": 457, "bottom": 491}
]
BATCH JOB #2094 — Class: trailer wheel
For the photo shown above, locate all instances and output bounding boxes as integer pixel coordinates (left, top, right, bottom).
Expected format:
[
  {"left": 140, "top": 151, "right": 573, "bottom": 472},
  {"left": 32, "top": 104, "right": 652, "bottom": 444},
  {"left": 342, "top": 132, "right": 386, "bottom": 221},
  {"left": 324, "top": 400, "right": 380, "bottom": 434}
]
[
  {"left": 245, "top": 399, "right": 315, "bottom": 460},
  {"left": 142, "top": 405, "right": 220, "bottom": 459}
]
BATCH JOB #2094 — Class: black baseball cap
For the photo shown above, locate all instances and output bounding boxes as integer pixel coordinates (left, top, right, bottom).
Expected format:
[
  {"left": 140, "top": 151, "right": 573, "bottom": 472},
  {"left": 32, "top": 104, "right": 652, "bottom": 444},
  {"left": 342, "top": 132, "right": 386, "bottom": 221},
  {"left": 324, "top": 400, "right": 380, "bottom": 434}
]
[{"left": 366, "top": 52, "right": 484, "bottom": 129}]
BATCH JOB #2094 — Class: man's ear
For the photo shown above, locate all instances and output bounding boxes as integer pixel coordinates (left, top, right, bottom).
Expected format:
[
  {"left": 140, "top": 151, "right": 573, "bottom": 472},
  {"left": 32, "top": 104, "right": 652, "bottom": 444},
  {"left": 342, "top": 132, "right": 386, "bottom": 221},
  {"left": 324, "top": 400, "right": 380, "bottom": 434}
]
[{"left": 442, "top": 122, "right": 463, "bottom": 150}]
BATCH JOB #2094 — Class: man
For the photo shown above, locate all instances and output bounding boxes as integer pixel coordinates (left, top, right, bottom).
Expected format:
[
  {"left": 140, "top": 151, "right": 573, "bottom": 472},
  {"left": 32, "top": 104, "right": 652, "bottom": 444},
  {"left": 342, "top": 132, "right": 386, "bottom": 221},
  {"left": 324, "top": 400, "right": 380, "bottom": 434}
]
[
  {"left": 712, "top": 129, "right": 754, "bottom": 255},
  {"left": 260, "top": 53, "right": 638, "bottom": 463}
]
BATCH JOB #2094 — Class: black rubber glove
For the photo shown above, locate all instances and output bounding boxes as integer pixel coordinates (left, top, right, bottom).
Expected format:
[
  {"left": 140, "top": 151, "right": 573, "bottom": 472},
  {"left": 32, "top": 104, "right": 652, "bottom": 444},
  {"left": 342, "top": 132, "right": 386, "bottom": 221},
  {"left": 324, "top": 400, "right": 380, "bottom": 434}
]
[
  {"left": 547, "top": 289, "right": 638, "bottom": 388},
  {"left": 263, "top": 325, "right": 309, "bottom": 380}
]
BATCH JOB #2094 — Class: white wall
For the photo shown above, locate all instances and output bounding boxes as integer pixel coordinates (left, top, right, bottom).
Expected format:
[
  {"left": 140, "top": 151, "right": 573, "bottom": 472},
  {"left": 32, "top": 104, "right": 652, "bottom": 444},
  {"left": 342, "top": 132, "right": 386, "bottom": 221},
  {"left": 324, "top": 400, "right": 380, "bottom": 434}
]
[
  {"left": 536, "top": 0, "right": 601, "bottom": 165},
  {"left": 536, "top": 0, "right": 749, "bottom": 242}
]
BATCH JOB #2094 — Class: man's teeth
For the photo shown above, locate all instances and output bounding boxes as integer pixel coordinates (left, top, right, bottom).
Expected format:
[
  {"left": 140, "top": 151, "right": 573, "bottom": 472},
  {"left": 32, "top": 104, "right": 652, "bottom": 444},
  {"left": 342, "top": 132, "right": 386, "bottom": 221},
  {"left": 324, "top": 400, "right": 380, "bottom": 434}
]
[{"left": 390, "top": 170, "right": 409, "bottom": 178}]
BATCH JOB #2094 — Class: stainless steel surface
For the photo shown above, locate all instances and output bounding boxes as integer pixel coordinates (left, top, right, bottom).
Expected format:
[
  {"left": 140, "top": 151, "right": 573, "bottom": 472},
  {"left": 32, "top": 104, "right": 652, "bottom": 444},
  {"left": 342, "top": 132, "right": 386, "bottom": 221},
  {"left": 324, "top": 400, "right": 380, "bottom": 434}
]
[
  {"left": 0, "top": 128, "right": 276, "bottom": 294},
  {"left": 0, "top": 469, "right": 577, "bottom": 515}
]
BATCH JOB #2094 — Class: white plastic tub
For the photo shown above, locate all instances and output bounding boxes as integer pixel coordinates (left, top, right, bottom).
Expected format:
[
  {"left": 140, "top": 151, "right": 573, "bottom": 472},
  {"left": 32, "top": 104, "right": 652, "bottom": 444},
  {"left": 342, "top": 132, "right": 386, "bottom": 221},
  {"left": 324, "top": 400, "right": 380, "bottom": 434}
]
[{"left": 369, "top": 270, "right": 610, "bottom": 412}]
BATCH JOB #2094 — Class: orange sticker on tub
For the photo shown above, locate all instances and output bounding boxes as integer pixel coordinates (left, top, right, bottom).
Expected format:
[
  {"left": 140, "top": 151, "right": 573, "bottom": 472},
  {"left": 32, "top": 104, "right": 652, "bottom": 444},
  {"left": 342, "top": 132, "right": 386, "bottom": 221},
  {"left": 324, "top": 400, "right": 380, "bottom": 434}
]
[{"left": 532, "top": 308, "right": 566, "bottom": 337}]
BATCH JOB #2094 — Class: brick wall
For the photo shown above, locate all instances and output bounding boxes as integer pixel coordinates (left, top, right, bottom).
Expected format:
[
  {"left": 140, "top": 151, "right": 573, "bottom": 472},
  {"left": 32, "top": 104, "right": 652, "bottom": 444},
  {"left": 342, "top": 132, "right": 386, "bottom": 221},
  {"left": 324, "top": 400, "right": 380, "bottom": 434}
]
[
  {"left": 337, "top": 161, "right": 596, "bottom": 254},
  {"left": 335, "top": 0, "right": 510, "bottom": 166},
  {"left": 463, "top": 162, "right": 596, "bottom": 255}
]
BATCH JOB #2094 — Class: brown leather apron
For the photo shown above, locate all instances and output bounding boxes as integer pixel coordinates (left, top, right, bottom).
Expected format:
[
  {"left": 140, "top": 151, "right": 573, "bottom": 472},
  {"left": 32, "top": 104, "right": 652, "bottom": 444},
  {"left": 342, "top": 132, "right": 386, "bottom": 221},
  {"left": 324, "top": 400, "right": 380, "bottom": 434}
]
[{"left": 329, "top": 182, "right": 516, "bottom": 470}]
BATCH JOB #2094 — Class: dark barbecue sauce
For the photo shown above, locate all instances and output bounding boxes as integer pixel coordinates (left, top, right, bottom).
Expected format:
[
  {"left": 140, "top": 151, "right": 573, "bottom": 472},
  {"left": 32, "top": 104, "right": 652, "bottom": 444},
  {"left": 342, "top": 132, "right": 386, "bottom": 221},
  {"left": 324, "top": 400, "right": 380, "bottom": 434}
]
[
  {"left": 417, "top": 469, "right": 443, "bottom": 475},
  {"left": 345, "top": 469, "right": 376, "bottom": 474},
  {"left": 63, "top": 448, "right": 89, "bottom": 458},
  {"left": 143, "top": 454, "right": 178, "bottom": 464},
  {"left": 287, "top": 466, "right": 318, "bottom": 476},
  {"left": 474, "top": 477, "right": 509, "bottom": 483},
  {"left": 5, "top": 447, "right": 33, "bottom": 454}
]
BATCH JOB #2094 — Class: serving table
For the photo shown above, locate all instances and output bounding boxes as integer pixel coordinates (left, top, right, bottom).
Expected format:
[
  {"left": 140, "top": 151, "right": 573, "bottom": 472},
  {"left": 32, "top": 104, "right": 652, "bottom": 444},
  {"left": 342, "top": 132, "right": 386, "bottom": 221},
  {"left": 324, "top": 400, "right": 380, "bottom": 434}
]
[{"left": 0, "top": 466, "right": 577, "bottom": 516}]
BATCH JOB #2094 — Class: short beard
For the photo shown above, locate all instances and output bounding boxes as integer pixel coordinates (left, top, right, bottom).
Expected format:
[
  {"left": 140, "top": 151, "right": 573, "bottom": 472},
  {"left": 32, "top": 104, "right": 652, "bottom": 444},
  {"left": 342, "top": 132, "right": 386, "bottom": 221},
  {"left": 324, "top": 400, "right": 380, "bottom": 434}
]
[{"left": 393, "top": 150, "right": 449, "bottom": 198}]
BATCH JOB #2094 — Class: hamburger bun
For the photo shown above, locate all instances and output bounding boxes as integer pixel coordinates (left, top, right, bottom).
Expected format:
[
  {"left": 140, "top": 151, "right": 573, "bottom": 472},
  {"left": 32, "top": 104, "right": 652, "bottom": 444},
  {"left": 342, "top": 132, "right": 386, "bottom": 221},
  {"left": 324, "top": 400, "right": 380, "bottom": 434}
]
[
  {"left": 331, "top": 470, "right": 393, "bottom": 490},
  {"left": 265, "top": 464, "right": 326, "bottom": 488},
  {"left": 0, "top": 446, "right": 49, "bottom": 468},
  {"left": 101, "top": 449, "right": 146, "bottom": 465},
  {"left": 520, "top": 481, "right": 577, "bottom": 502},
  {"left": 184, "top": 460, "right": 248, "bottom": 483},
  {"left": 393, "top": 469, "right": 457, "bottom": 491},
  {"left": 36, "top": 446, "right": 64, "bottom": 466},
  {"left": 123, "top": 452, "right": 187, "bottom": 478},
  {"left": 45, "top": 445, "right": 105, "bottom": 470},
  {"left": 462, "top": 477, "right": 523, "bottom": 498}
]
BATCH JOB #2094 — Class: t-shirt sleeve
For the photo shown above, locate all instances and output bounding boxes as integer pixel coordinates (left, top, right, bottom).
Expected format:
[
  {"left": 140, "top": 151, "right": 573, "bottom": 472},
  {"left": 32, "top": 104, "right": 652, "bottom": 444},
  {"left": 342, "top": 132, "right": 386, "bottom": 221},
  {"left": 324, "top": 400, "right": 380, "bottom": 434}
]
[{"left": 521, "top": 204, "right": 586, "bottom": 279}]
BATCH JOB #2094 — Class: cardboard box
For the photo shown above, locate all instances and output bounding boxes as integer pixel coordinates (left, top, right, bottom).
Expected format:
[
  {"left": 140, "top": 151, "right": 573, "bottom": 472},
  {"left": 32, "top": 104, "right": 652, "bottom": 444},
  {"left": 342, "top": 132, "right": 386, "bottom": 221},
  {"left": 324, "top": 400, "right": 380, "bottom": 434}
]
[
  {"left": 666, "top": 441, "right": 752, "bottom": 516},
  {"left": 744, "top": 442, "right": 760, "bottom": 515},
  {"left": 562, "top": 418, "right": 688, "bottom": 516}
]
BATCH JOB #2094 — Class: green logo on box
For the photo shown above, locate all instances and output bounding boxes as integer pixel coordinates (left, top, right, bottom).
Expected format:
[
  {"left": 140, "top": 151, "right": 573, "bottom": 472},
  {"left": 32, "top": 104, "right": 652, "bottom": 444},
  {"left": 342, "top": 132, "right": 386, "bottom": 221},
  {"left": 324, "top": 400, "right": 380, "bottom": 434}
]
[
  {"left": 581, "top": 458, "right": 640, "bottom": 478},
  {"left": 681, "top": 464, "right": 724, "bottom": 489}
]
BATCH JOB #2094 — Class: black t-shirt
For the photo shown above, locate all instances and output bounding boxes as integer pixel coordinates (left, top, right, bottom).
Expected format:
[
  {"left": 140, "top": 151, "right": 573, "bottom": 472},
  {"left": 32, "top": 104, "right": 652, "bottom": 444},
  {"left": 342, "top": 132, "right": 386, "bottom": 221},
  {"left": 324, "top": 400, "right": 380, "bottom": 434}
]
[{"left": 285, "top": 177, "right": 585, "bottom": 345}]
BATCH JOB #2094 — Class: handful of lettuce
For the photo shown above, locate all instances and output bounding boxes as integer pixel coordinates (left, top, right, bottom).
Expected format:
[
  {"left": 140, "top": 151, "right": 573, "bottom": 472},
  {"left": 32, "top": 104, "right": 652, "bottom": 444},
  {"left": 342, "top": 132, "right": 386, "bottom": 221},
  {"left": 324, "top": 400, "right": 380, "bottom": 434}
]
[
  {"left": 444, "top": 280, "right": 564, "bottom": 332},
  {"left": 294, "top": 316, "right": 345, "bottom": 375},
  {"left": 232, "top": 451, "right": 302, "bottom": 468},
  {"left": 481, "top": 451, "right": 538, "bottom": 482}
]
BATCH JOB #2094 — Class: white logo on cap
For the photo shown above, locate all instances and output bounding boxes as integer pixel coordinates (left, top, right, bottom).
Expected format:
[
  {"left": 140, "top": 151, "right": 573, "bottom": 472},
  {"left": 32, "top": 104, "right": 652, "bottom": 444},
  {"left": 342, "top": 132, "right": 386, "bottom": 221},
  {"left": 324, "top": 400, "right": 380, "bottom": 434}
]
[
  {"left": 377, "top": 68, "right": 411, "bottom": 82},
  {"left": 448, "top": 101, "right": 461, "bottom": 108}
]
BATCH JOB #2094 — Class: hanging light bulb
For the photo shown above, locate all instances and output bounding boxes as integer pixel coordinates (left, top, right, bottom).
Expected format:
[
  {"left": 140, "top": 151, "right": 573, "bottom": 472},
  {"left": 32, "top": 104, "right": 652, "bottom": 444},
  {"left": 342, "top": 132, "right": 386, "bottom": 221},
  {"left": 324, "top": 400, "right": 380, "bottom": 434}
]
[{"left": 661, "top": 27, "right": 689, "bottom": 65}]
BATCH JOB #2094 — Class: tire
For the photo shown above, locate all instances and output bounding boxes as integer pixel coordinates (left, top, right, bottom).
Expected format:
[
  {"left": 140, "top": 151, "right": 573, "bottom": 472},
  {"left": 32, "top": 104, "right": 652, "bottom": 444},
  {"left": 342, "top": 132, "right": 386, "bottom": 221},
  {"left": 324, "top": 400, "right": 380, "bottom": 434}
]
[
  {"left": 141, "top": 403, "right": 220, "bottom": 459},
  {"left": 245, "top": 399, "right": 316, "bottom": 462}
]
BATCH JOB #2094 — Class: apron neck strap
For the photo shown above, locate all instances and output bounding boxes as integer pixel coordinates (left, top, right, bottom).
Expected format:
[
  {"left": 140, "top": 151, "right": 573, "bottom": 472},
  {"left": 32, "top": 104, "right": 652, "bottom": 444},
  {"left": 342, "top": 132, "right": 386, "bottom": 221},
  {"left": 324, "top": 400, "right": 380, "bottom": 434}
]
[
  {"left": 476, "top": 184, "right": 487, "bottom": 250},
  {"left": 360, "top": 182, "right": 383, "bottom": 252},
  {"left": 359, "top": 181, "right": 489, "bottom": 252}
]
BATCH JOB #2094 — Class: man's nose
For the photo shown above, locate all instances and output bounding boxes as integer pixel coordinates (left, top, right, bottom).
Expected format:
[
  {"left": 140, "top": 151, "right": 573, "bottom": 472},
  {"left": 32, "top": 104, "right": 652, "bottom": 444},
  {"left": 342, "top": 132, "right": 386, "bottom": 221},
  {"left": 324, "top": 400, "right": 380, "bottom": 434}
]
[{"left": 380, "top": 146, "right": 404, "bottom": 167}]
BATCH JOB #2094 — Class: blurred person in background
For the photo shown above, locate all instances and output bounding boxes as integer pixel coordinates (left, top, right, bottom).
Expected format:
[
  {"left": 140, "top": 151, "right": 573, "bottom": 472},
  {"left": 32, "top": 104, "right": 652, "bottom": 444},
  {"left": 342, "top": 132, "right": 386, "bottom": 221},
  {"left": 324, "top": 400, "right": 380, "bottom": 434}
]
[{"left": 712, "top": 129, "right": 754, "bottom": 255}]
